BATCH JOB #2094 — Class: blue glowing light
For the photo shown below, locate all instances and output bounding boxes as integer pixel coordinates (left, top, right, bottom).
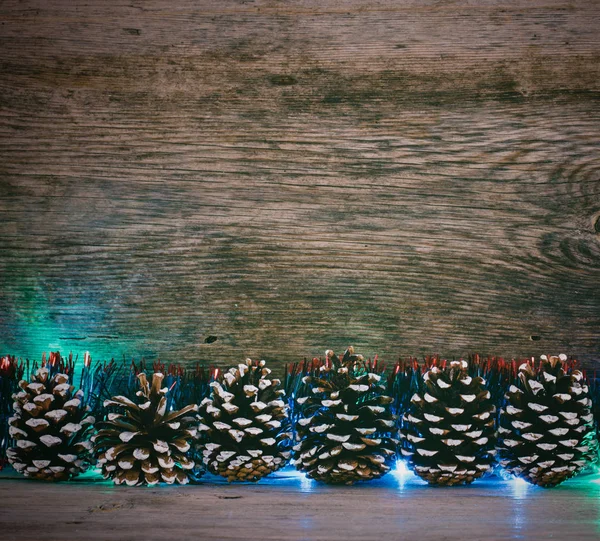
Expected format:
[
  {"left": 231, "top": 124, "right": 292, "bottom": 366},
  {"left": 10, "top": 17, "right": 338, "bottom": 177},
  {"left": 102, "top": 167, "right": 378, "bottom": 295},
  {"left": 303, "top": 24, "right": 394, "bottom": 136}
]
[{"left": 511, "top": 476, "right": 530, "bottom": 499}]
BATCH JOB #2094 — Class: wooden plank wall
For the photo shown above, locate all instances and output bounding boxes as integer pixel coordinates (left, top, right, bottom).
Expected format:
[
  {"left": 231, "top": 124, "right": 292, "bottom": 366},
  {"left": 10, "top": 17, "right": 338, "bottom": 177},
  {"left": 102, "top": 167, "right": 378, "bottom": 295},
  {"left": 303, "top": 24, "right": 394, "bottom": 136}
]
[{"left": 0, "top": 0, "right": 599, "bottom": 369}]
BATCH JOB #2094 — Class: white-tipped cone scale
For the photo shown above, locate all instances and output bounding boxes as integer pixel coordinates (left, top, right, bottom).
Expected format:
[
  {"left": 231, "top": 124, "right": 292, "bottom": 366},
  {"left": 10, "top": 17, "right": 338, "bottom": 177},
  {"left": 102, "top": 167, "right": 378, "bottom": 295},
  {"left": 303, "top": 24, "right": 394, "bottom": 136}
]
[
  {"left": 497, "top": 355, "right": 598, "bottom": 487},
  {"left": 92, "top": 372, "right": 199, "bottom": 486},
  {"left": 7, "top": 368, "right": 94, "bottom": 481}
]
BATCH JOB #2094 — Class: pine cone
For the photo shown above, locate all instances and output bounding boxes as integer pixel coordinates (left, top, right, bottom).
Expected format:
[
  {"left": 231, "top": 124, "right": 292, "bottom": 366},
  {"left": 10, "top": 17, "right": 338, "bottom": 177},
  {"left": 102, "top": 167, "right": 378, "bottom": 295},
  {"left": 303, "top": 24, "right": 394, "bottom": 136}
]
[
  {"left": 497, "top": 354, "right": 598, "bottom": 487},
  {"left": 198, "top": 359, "right": 292, "bottom": 482},
  {"left": 93, "top": 372, "right": 198, "bottom": 486},
  {"left": 6, "top": 368, "right": 94, "bottom": 481},
  {"left": 400, "top": 360, "right": 497, "bottom": 486},
  {"left": 294, "top": 347, "right": 397, "bottom": 485}
]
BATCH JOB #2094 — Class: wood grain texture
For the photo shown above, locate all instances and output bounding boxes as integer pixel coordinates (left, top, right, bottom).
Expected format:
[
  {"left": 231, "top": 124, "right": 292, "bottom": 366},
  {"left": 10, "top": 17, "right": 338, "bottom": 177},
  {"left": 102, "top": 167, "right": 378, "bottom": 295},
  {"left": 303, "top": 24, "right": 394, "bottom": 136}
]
[
  {"left": 0, "top": 0, "right": 599, "bottom": 369},
  {"left": 1, "top": 471, "right": 600, "bottom": 540}
]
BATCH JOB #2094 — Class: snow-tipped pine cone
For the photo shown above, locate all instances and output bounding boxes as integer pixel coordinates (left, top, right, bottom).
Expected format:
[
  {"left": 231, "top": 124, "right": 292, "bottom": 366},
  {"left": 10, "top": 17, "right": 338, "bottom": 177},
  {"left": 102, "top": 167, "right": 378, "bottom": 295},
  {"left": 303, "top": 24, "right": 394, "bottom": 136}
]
[
  {"left": 294, "top": 347, "right": 398, "bottom": 485},
  {"left": 400, "top": 360, "right": 497, "bottom": 486},
  {"left": 93, "top": 372, "right": 199, "bottom": 486},
  {"left": 7, "top": 368, "right": 94, "bottom": 481},
  {"left": 497, "top": 354, "right": 598, "bottom": 487},
  {"left": 198, "top": 359, "right": 293, "bottom": 482}
]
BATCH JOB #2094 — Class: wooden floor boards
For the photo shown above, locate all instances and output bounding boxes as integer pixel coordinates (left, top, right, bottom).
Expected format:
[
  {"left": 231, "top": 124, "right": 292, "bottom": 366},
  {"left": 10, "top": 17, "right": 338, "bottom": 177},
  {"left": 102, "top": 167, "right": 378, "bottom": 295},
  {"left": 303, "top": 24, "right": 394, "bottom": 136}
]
[{"left": 1, "top": 469, "right": 600, "bottom": 540}]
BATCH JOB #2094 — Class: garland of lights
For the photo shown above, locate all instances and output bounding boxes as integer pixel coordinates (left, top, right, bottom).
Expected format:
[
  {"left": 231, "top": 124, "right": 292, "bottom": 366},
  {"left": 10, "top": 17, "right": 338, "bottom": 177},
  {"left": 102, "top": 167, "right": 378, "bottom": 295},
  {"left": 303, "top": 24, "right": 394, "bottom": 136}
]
[{"left": 0, "top": 349, "right": 599, "bottom": 488}]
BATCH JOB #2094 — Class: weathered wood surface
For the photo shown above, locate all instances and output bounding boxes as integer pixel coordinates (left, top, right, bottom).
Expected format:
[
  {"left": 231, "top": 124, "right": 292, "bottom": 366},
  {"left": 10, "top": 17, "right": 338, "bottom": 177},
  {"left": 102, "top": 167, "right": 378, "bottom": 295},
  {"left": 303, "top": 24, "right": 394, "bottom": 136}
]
[
  {"left": 1, "top": 471, "right": 600, "bottom": 540},
  {"left": 0, "top": 0, "right": 599, "bottom": 369}
]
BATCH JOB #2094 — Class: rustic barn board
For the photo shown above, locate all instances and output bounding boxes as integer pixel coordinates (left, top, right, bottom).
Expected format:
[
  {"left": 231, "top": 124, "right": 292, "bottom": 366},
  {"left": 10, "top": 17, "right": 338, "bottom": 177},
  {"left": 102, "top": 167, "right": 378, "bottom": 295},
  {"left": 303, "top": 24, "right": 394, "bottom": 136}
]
[
  {"left": 0, "top": 0, "right": 599, "bottom": 369},
  {"left": 1, "top": 471, "right": 600, "bottom": 540}
]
